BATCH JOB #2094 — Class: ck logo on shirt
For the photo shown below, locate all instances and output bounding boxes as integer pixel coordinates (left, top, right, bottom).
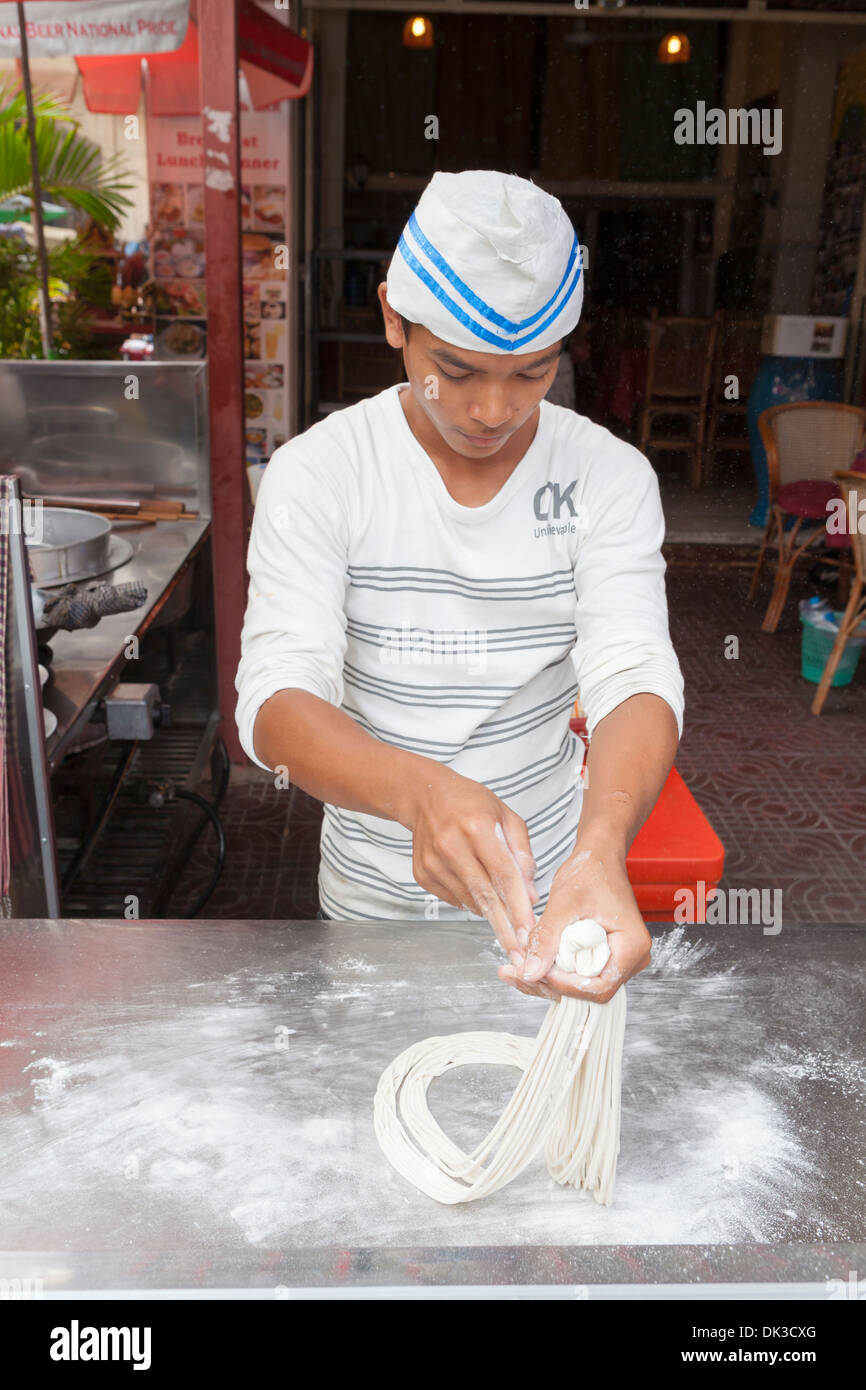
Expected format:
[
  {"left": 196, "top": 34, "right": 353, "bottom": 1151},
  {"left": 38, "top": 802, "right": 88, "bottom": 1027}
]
[
  {"left": 534, "top": 481, "right": 578, "bottom": 521},
  {"left": 533, "top": 481, "right": 586, "bottom": 538}
]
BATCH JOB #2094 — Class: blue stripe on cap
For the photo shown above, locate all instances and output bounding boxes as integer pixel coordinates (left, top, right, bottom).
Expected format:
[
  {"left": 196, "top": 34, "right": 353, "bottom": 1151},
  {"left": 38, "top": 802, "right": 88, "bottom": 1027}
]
[
  {"left": 396, "top": 234, "right": 582, "bottom": 351},
  {"left": 407, "top": 210, "right": 579, "bottom": 334}
]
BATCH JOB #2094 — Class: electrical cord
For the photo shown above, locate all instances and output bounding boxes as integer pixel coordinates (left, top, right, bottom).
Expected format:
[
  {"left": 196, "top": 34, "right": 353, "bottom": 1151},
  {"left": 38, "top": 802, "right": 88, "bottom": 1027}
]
[
  {"left": 63, "top": 740, "right": 229, "bottom": 915},
  {"left": 169, "top": 788, "right": 226, "bottom": 917},
  {"left": 210, "top": 737, "right": 231, "bottom": 810}
]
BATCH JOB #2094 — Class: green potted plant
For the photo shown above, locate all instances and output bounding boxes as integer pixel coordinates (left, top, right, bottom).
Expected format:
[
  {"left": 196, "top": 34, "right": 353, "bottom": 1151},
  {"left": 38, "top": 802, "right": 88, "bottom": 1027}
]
[{"left": 0, "top": 81, "right": 134, "bottom": 357}]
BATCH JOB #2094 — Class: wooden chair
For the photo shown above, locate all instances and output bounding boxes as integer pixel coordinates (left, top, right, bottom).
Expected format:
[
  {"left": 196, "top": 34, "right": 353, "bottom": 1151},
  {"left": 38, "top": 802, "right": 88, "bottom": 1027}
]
[
  {"left": 705, "top": 311, "right": 763, "bottom": 485},
  {"left": 811, "top": 470, "right": 866, "bottom": 714},
  {"left": 637, "top": 310, "right": 718, "bottom": 489},
  {"left": 748, "top": 402, "right": 866, "bottom": 632}
]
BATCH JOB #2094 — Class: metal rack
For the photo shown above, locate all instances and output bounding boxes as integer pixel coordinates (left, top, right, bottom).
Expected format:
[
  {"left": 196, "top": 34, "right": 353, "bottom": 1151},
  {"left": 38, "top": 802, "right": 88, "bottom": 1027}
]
[{"left": 309, "top": 247, "right": 398, "bottom": 419}]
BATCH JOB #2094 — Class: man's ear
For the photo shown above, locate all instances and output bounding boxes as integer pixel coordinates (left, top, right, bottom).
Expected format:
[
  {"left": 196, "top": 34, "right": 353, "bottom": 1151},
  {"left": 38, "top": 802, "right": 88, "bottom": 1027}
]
[{"left": 377, "top": 281, "right": 406, "bottom": 351}]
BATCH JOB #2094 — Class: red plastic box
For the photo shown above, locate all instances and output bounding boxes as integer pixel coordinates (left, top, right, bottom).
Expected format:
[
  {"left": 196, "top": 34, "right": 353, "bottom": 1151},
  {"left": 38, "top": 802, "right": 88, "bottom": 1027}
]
[
  {"left": 627, "top": 767, "right": 725, "bottom": 920},
  {"left": 570, "top": 717, "right": 724, "bottom": 922}
]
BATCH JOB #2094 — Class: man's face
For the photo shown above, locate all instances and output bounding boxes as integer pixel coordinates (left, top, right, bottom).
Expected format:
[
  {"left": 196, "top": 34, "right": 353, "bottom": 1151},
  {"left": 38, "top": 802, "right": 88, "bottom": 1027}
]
[{"left": 378, "top": 284, "right": 562, "bottom": 460}]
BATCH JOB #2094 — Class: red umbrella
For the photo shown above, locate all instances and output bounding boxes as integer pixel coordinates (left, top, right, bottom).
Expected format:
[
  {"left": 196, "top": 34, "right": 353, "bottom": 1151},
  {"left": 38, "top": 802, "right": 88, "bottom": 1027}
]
[
  {"left": 3, "top": 1, "right": 312, "bottom": 112},
  {"left": 2, "top": 0, "right": 312, "bottom": 352}
]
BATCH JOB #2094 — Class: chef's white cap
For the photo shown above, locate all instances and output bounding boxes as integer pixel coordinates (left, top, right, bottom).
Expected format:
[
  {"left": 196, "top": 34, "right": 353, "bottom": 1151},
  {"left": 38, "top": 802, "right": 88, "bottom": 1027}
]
[{"left": 386, "top": 170, "right": 583, "bottom": 355}]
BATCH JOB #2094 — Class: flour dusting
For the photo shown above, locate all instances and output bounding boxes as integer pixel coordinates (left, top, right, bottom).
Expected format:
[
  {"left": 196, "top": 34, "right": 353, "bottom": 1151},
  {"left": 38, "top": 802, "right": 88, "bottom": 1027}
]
[
  {"left": 1, "top": 923, "right": 860, "bottom": 1254},
  {"left": 333, "top": 956, "right": 376, "bottom": 974},
  {"left": 758, "top": 1043, "right": 866, "bottom": 1099},
  {"left": 645, "top": 926, "right": 717, "bottom": 975}
]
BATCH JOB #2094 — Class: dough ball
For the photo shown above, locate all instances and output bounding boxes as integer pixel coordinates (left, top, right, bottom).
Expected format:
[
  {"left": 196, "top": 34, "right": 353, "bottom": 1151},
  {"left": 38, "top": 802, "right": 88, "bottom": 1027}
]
[{"left": 555, "top": 918, "right": 610, "bottom": 977}]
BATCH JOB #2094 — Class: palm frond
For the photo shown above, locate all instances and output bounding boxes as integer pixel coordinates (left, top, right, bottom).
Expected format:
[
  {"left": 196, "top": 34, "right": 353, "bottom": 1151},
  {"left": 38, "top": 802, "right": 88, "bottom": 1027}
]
[
  {"left": 0, "top": 84, "right": 134, "bottom": 229},
  {"left": 0, "top": 131, "right": 134, "bottom": 227},
  {"left": 0, "top": 81, "right": 70, "bottom": 126}
]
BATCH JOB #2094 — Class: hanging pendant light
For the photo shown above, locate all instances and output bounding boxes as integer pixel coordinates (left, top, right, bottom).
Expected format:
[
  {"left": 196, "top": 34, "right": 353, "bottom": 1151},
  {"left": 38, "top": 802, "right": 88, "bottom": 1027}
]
[
  {"left": 658, "top": 32, "right": 690, "bottom": 64},
  {"left": 403, "top": 16, "right": 433, "bottom": 49}
]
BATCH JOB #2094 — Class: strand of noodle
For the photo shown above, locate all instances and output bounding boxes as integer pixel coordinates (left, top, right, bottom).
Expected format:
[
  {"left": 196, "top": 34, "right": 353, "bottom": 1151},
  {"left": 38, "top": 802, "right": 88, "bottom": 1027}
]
[
  {"left": 547, "top": 993, "right": 626, "bottom": 1200},
  {"left": 373, "top": 921, "right": 627, "bottom": 1205},
  {"left": 373, "top": 995, "right": 621, "bottom": 1204}
]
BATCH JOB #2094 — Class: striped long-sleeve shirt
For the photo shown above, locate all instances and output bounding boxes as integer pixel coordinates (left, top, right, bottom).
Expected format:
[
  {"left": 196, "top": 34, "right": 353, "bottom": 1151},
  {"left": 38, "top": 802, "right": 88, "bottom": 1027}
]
[{"left": 235, "top": 383, "right": 684, "bottom": 920}]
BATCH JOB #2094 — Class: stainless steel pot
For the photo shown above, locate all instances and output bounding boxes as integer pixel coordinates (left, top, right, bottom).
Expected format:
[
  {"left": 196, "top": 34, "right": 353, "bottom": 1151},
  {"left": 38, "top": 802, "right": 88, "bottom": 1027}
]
[{"left": 25, "top": 507, "right": 113, "bottom": 586}]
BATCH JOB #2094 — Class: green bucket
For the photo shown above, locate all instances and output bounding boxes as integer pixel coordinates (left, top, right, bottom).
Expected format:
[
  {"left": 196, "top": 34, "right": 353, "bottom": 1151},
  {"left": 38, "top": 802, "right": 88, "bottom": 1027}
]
[{"left": 800, "top": 612, "right": 866, "bottom": 687}]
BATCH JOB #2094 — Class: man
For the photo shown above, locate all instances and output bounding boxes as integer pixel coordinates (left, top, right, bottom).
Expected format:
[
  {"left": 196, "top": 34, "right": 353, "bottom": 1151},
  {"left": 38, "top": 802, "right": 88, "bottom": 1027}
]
[{"left": 235, "top": 170, "right": 684, "bottom": 1006}]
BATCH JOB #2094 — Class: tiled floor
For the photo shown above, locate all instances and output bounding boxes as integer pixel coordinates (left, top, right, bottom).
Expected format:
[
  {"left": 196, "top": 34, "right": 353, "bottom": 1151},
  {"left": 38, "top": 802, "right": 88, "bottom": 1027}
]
[
  {"left": 665, "top": 547, "right": 865, "bottom": 924},
  {"left": 612, "top": 431, "right": 764, "bottom": 546},
  {"left": 170, "top": 544, "right": 865, "bottom": 923},
  {"left": 661, "top": 464, "right": 761, "bottom": 546}
]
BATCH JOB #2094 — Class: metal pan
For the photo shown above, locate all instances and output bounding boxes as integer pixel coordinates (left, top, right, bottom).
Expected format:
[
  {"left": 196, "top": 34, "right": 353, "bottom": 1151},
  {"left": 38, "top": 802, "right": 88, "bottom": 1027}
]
[{"left": 25, "top": 507, "right": 133, "bottom": 587}]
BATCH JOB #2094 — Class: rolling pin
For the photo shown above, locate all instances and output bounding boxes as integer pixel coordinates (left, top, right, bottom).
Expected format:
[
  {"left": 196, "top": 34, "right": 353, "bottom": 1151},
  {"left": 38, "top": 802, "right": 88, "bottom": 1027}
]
[{"left": 26, "top": 495, "right": 191, "bottom": 517}]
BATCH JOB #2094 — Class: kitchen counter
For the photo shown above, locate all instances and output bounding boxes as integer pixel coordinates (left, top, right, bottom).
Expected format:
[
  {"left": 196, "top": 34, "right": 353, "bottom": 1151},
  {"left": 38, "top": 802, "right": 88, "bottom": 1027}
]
[
  {"left": 0, "top": 918, "right": 862, "bottom": 1299},
  {"left": 41, "top": 516, "right": 211, "bottom": 771}
]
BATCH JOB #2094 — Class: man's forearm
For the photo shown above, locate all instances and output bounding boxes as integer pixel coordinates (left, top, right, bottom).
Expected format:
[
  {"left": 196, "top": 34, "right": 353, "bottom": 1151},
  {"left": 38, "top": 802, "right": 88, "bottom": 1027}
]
[
  {"left": 253, "top": 688, "right": 448, "bottom": 828},
  {"left": 572, "top": 692, "right": 679, "bottom": 858},
  {"left": 255, "top": 688, "right": 540, "bottom": 934}
]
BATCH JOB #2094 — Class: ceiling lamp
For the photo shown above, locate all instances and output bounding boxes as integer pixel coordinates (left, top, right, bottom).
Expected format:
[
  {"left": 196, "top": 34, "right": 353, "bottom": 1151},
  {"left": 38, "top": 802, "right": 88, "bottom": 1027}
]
[
  {"left": 658, "top": 32, "right": 690, "bottom": 64},
  {"left": 403, "top": 16, "right": 433, "bottom": 49}
]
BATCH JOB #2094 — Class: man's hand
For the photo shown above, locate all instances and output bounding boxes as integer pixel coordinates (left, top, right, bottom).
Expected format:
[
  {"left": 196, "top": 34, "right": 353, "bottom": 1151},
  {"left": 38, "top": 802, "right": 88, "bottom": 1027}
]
[
  {"left": 497, "top": 693, "right": 678, "bottom": 1003},
  {"left": 498, "top": 839, "right": 651, "bottom": 1003},
  {"left": 252, "top": 691, "right": 537, "bottom": 956},
  {"left": 403, "top": 766, "right": 539, "bottom": 961}
]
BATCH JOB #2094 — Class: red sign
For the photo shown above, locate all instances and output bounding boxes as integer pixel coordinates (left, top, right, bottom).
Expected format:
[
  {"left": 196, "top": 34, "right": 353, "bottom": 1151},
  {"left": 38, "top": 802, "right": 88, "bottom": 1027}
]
[{"left": 238, "top": 0, "right": 311, "bottom": 96}]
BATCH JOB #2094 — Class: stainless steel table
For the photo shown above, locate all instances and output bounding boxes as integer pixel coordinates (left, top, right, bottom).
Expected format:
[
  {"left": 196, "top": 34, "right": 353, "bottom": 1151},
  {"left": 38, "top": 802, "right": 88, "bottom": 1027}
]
[
  {"left": 43, "top": 516, "right": 211, "bottom": 771},
  {"left": 0, "top": 919, "right": 863, "bottom": 1299}
]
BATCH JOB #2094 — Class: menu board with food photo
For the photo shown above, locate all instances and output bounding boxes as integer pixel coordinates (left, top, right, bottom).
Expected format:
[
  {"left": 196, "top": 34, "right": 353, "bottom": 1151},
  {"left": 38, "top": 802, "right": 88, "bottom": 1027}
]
[
  {"left": 261, "top": 285, "right": 286, "bottom": 318},
  {"left": 244, "top": 319, "right": 262, "bottom": 361},
  {"left": 152, "top": 227, "right": 206, "bottom": 280},
  {"left": 256, "top": 285, "right": 287, "bottom": 359},
  {"left": 245, "top": 363, "right": 285, "bottom": 392},
  {"left": 242, "top": 232, "right": 287, "bottom": 282},
  {"left": 148, "top": 105, "right": 291, "bottom": 478},
  {"left": 243, "top": 284, "right": 261, "bottom": 323},
  {"left": 147, "top": 280, "right": 208, "bottom": 318},
  {"left": 244, "top": 363, "right": 287, "bottom": 462},
  {"left": 186, "top": 184, "right": 205, "bottom": 228},
  {"left": 252, "top": 185, "right": 286, "bottom": 231},
  {"left": 151, "top": 181, "right": 185, "bottom": 226}
]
